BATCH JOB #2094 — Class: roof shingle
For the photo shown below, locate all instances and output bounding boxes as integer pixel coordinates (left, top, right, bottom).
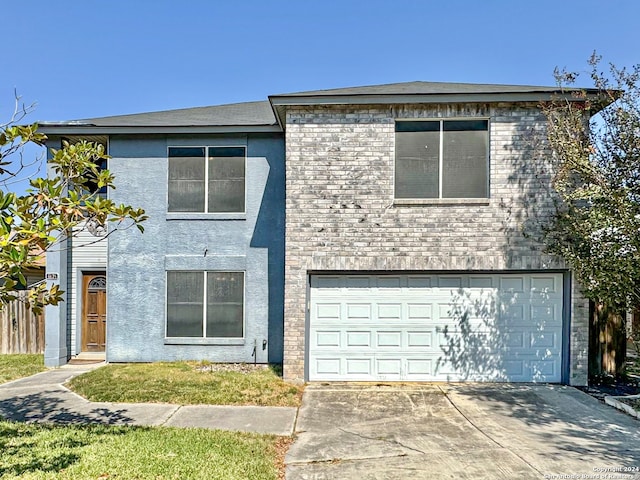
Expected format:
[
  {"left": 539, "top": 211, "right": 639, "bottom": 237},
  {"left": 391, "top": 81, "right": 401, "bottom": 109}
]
[
  {"left": 271, "top": 81, "right": 568, "bottom": 97},
  {"left": 41, "top": 100, "right": 276, "bottom": 128}
]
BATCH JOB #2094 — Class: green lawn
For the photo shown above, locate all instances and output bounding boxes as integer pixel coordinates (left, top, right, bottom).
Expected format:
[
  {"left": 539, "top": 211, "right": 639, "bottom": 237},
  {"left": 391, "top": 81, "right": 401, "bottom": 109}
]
[
  {"left": 0, "top": 354, "right": 45, "bottom": 384},
  {"left": 67, "top": 362, "right": 303, "bottom": 407},
  {"left": 0, "top": 420, "right": 283, "bottom": 479}
]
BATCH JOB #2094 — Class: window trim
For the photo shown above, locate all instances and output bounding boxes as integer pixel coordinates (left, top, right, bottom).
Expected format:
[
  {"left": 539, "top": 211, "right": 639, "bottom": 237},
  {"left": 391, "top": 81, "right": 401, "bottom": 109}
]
[
  {"left": 164, "top": 270, "right": 246, "bottom": 342},
  {"left": 166, "top": 145, "right": 247, "bottom": 215},
  {"left": 393, "top": 118, "right": 490, "bottom": 204}
]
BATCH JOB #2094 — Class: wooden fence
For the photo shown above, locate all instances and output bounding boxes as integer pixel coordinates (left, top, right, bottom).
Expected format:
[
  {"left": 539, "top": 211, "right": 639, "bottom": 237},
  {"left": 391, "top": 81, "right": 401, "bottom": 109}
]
[{"left": 0, "top": 291, "right": 45, "bottom": 354}]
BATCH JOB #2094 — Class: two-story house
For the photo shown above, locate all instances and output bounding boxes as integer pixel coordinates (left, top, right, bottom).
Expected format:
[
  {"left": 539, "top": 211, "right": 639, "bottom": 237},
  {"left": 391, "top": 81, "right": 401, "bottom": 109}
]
[{"left": 40, "top": 81, "right": 597, "bottom": 386}]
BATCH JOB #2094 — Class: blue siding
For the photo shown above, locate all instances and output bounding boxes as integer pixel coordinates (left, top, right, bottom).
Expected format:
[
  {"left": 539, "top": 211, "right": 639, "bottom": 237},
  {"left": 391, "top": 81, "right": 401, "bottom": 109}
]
[{"left": 106, "top": 133, "right": 285, "bottom": 364}]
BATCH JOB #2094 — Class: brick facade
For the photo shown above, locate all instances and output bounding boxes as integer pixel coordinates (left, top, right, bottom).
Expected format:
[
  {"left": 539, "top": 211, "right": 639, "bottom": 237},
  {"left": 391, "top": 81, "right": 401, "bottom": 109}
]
[{"left": 283, "top": 102, "right": 589, "bottom": 385}]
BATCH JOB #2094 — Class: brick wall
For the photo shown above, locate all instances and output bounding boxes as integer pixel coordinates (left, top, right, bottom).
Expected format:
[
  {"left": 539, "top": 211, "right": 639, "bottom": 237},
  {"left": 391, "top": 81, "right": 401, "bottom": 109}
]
[{"left": 283, "top": 102, "right": 589, "bottom": 385}]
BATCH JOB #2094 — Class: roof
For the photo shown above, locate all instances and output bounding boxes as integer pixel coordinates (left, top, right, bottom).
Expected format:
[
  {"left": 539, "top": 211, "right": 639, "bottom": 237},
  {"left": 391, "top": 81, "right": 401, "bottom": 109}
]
[
  {"left": 39, "top": 100, "right": 279, "bottom": 135},
  {"left": 273, "top": 81, "right": 568, "bottom": 97},
  {"left": 77, "top": 100, "right": 275, "bottom": 127},
  {"left": 38, "top": 81, "right": 600, "bottom": 135}
]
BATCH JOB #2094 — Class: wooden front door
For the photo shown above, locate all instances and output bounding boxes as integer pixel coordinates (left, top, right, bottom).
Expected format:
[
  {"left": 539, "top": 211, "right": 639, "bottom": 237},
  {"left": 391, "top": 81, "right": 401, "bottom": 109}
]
[{"left": 82, "top": 273, "right": 107, "bottom": 352}]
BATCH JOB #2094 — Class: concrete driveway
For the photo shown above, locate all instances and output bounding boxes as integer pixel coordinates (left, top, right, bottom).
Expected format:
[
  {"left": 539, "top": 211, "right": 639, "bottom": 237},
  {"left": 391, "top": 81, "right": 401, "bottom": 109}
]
[{"left": 286, "top": 384, "right": 640, "bottom": 479}]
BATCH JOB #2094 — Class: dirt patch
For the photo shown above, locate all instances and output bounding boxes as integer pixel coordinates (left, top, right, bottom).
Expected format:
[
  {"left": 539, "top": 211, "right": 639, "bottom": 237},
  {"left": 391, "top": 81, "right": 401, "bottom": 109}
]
[
  {"left": 577, "top": 364, "right": 640, "bottom": 403},
  {"left": 194, "top": 363, "right": 270, "bottom": 374},
  {"left": 578, "top": 380, "right": 640, "bottom": 402},
  {"left": 274, "top": 435, "right": 293, "bottom": 480}
]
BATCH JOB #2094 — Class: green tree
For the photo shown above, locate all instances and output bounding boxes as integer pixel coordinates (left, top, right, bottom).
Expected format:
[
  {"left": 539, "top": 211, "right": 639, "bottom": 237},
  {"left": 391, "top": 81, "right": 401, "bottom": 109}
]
[
  {"left": 539, "top": 54, "right": 640, "bottom": 376},
  {"left": 0, "top": 97, "right": 147, "bottom": 313}
]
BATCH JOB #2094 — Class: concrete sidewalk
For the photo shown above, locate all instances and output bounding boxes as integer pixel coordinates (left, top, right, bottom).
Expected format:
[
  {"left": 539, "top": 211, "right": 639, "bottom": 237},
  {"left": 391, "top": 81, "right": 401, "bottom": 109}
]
[{"left": 0, "top": 364, "right": 297, "bottom": 436}]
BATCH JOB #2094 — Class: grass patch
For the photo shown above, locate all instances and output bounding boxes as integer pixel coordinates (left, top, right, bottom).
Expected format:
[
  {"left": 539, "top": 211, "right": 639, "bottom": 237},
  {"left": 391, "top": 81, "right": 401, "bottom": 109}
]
[
  {"left": 619, "top": 396, "right": 640, "bottom": 411},
  {"left": 0, "top": 354, "right": 45, "bottom": 384},
  {"left": 626, "top": 357, "right": 640, "bottom": 377},
  {"left": 0, "top": 420, "right": 282, "bottom": 479},
  {"left": 67, "top": 362, "right": 303, "bottom": 407}
]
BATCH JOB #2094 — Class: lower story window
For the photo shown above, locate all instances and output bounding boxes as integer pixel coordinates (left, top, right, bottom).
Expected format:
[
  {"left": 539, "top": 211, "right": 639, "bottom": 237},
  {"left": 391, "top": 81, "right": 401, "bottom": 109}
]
[{"left": 166, "top": 271, "right": 244, "bottom": 338}]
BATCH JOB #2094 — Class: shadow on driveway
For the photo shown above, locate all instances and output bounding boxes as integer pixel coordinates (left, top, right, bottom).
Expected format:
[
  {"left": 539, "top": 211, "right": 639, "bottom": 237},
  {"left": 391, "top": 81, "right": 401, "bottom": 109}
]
[
  {"left": 446, "top": 384, "right": 640, "bottom": 471},
  {"left": 286, "top": 384, "right": 640, "bottom": 480}
]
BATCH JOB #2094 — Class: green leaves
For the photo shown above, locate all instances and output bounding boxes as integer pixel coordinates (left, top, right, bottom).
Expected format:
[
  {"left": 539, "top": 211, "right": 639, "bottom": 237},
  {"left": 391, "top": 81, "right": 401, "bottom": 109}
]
[
  {"left": 0, "top": 191, "right": 15, "bottom": 210},
  {"left": 540, "top": 56, "right": 640, "bottom": 311},
  {"left": 0, "top": 121, "right": 147, "bottom": 313}
]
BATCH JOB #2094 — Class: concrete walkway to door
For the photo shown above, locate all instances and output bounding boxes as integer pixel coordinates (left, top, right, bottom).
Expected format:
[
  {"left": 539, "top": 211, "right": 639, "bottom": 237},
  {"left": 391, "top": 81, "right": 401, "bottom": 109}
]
[{"left": 286, "top": 384, "right": 640, "bottom": 479}]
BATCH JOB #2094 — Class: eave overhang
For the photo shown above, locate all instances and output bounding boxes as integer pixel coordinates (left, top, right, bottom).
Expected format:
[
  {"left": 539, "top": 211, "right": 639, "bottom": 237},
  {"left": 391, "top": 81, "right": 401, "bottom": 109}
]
[
  {"left": 268, "top": 90, "right": 603, "bottom": 130},
  {"left": 37, "top": 124, "right": 283, "bottom": 136}
]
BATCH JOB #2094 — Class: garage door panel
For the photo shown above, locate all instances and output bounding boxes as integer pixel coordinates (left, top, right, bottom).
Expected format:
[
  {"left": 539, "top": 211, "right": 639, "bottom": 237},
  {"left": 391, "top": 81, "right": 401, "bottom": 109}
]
[
  {"left": 433, "top": 359, "right": 462, "bottom": 377},
  {"left": 436, "top": 329, "right": 460, "bottom": 347},
  {"left": 314, "top": 276, "right": 343, "bottom": 290},
  {"left": 346, "top": 331, "right": 371, "bottom": 347},
  {"left": 530, "top": 331, "right": 559, "bottom": 349},
  {"left": 313, "top": 327, "right": 438, "bottom": 351},
  {"left": 503, "top": 360, "right": 525, "bottom": 379},
  {"left": 500, "top": 276, "right": 526, "bottom": 292},
  {"left": 346, "top": 304, "right": 371, "bottom": 319},
  {"left": 315, "top": 331, "right": 341, "bottom": 347},
  {"left": 315, "top": 358, "right": 341, "bottom": 375},
  {"left": 377, "top": 331, "right": 402, "bottom": 347},
  {"left": 407, "top": 331, "right": 432, "bottom": 347},
  {"left": 530, "top": 304, "right": 562, "bottom": 325},
  {"left": 437, "top": 304, "right": 453, "bottom": 320},
  {"left": 377, "top": 276, "right": 402, "bottom": 289},
  {"left": 504, "top": 329, "right": 561, "bottom": 352},
  {"left": 500, "top": 303, "right": 527, "bottom": 325},
  {"left": 346, "top": 358, "right": 372, "bottom": 375},
  {"left": 346, "top": 277, "right": 372, "bottom": 289},
  {"left": 505, "top": 331, "right": 526, "bottom": 348},
  {"left": 469, "top": 276, "right": 495, "bottom": 288},
  {"left": 309, "top": 273, "right": 564, "bottom": 383},
  {"left": 310, "top": 353, "right": 563, "bottom": 382},
  {"left": 407, "top": 276, "right": 432, "bottom": 289},
  {"left": 437, "top": 303, "right": 499, "bottom": 322},
  {"left": 531, "top": 275, "right": 561, "bottom": 293},
  {"left": 316, "top": 303, "right": 341, "bottom": 319},
  {"left": 407, "top": 304, "right": 432, "bottom": 319},
  {"left": 377, "top": 359, "right": 402, "bottom": 376},
  {"left": 378, "top": 304, "right": 402, "bottom": 319},
  {"left": 406, "top": 359, "right": 432, "bottom": 377},
  {"left": 530, "top": 360, "right": 558, "bottom": 380},
  {"left": 437, "top": 277, "right": 464, "bottom": 288}
]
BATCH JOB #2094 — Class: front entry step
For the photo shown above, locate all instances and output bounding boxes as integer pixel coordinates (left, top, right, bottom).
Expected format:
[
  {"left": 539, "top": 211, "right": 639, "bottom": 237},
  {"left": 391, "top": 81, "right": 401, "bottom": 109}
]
[{"left": 70, "top": 352, "right": 106, "bottom": 364}]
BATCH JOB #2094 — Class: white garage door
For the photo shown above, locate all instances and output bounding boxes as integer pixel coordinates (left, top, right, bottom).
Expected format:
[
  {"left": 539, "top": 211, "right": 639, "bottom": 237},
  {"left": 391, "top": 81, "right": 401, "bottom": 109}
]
[{"left": 309, "top": 273, "right": 564, "bottom": 382}]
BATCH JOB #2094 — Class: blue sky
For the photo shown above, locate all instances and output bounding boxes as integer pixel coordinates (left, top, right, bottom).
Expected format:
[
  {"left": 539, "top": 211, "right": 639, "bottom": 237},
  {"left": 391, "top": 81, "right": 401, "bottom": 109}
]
[{"left": 3, "top": 0, "right": 638, "bottom": 124}]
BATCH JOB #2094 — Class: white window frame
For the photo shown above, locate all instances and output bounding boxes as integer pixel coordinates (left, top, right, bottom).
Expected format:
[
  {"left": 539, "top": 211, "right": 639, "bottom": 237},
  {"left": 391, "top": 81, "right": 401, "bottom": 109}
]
[
  {"left": 393, "top": 118, "right": 490, "bottom": 203},
  {"left": 167, "top": 145, "right": 247, "bottom": 214},
  {"left": 165, "top": 270, "right": 246, "bottom": 340}
]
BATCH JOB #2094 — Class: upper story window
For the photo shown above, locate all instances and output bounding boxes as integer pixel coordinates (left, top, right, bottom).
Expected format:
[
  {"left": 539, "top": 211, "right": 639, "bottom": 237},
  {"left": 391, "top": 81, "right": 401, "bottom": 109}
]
[
  {"left": 86, "top": 156, "right": 108, "bottom": 199},
  {"left": 168, "top": 146, "right": 246, "bottom": 213},
  {"left": 62, "top": 136, "right": 108, "bottom": 199},
  {"left": 395, "top": 120, "right": 489, "bottom": 200}
]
